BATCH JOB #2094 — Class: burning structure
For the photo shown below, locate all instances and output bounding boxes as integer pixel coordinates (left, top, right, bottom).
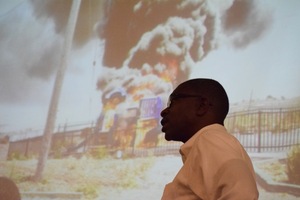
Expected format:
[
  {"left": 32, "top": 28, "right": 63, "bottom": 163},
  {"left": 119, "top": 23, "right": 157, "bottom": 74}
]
[
  {"left": 93, "top": 0, "right": 269, "bottom": 148},
  {"left": 0, "top": 0, "right": 270, "bottom": 150}
]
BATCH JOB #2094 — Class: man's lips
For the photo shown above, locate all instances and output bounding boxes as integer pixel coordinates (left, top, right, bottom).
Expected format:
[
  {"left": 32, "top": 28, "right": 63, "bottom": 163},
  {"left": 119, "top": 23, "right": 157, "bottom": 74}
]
[
  {"left": 160, "top": 118, "right": 167, "bottom": 126},
  {"left": 160, "top": 118, "right": 168, "bottom": 132}
]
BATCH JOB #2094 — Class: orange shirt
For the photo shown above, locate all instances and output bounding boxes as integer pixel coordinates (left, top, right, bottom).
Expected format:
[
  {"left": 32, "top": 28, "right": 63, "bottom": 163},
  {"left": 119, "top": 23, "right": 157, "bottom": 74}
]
[{"left": 162, "top": 124, "right": 259, "bottom": 200}]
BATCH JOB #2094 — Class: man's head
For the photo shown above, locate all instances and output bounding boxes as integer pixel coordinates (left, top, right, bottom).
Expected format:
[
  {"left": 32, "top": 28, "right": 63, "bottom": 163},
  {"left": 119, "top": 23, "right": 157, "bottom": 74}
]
[
  {"left": 160, "top": 78, "right": 229, "bottom": 143},
  {"left": 0, "top": 177, "right": 21, "bottom": 200}
]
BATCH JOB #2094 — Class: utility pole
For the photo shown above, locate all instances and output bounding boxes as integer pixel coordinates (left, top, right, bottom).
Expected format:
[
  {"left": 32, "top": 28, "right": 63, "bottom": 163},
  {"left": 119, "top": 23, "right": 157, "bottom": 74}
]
[{"left": 34, "top": 0, "right": 81, "bottom": 181}]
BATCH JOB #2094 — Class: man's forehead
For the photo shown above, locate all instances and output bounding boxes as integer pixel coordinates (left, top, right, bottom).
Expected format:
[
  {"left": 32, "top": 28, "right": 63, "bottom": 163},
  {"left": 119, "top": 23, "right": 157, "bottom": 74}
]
[{"left": 173, "top": 84, "right": 194, "bottom": 94}]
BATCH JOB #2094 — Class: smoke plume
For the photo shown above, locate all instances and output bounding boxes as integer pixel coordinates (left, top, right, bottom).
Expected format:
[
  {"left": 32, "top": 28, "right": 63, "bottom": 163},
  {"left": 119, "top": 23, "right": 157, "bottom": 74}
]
[
  {"left": 97, "top": 0, "right": 271, "bottom": 106},
  {"left": 222, "top": 0, "right": 272, "bottom": 48},
  {"left": 0, "top": 2, "right": 62, "bottom": 103},
  {"left": 0, "top": 0, "right": 271, "bottom": 106}
]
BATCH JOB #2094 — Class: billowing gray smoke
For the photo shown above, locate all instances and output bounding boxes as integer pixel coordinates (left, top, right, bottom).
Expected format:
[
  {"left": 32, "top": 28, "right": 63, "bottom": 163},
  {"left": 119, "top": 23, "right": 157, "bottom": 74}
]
[
  {"left": 0, "top": 0, "right": 103, "bottom": 103},
  {"left": 97, "top": 0, "right": 271, "bottom": 104},
  {"left": 0, "top": 0, "right": 271, "bottom": 105},
  {"left": 30, "top": 0, "right": 104, "bottom": 47},
  {"left": 222, "top": 0, "right": 272, "bottom": 48},
  {"left": 0, "top": 2, "right": 62, "bottom": 103},
  {"left": 99, "top": 0, "right": 217, "bottom": 85}
]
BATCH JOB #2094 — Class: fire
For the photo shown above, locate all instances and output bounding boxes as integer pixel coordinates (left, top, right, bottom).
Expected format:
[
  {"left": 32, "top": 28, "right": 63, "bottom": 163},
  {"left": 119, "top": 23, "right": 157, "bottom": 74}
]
[{"left": 159, "top": 56, "right": 179, "bottom": 86}]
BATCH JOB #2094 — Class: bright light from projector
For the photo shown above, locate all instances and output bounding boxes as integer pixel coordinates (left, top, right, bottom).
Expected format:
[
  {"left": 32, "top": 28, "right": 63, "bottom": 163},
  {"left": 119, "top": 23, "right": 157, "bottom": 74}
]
[{"left": 0, "top": 0, "right": 299, "bottom": 200}]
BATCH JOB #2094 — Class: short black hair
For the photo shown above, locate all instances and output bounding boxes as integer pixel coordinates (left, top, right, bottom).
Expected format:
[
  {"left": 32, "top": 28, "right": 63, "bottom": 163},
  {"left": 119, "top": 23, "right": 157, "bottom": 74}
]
[{"left": 182, "top": 78, "right": 229, "bottom": 120}]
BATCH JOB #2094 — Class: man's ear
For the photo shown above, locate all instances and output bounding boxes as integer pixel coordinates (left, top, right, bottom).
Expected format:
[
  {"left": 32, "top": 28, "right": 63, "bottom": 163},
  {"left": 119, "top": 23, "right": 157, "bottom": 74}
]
[{"left": 196, "top": 97, "right": 210, "bottom": 116}]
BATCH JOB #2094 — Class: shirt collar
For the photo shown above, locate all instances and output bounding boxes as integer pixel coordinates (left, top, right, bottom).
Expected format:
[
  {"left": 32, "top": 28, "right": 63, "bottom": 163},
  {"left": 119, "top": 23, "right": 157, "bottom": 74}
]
[{"left": 179, "top": 124, "right": 226, "bottom": 163}]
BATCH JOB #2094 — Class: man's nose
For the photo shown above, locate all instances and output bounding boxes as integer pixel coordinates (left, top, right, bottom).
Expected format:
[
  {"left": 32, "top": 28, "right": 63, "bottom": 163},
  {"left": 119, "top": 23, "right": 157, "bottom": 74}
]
[{"left": 160, "top": 107, "right": 168, "bottom": 117}]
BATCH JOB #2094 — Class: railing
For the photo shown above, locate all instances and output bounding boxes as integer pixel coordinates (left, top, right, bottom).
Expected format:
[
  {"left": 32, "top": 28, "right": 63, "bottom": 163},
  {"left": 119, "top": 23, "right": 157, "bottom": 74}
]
[
  {"left": 8, "top": 107, "right": 300, "bottom": 159},
  {"left": 225, "top": 108, "right": 300, "bottom": 152},
  {"left": 53, "top": 107, "right": 300, "bottom": 156}
]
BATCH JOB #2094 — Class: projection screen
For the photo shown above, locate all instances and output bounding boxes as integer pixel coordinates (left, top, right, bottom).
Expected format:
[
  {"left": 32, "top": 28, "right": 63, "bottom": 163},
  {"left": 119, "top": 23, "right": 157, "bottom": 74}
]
[{"left": 0, "top": 0, "right": 299, "bottom": 199}]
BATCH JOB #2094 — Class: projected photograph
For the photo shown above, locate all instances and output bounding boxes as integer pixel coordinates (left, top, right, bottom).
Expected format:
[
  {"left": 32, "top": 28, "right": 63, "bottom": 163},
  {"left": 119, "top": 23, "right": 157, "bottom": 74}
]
[{"left": 0, "top": 0, "right": 299, "bottom": 199}]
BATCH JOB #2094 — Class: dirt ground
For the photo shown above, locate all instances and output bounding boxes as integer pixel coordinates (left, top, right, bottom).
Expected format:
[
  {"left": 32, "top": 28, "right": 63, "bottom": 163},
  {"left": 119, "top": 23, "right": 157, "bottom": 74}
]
[
  {"left": 2, "top": 154, "right": 299, "bottom": 200},
  {"left": 96, "top": 155, "right": 299, "bottom": 200}
]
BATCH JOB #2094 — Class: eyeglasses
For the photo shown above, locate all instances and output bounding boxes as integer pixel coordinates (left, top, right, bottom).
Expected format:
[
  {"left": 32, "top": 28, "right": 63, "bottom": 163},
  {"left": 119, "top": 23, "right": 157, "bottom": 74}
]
[{"left": 167, "top": 94, "right": 204, "bottom": 107}]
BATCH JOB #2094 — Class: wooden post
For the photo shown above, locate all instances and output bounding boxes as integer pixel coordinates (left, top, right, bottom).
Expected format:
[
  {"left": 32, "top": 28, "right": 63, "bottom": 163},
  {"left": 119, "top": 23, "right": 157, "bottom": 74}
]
[{"left": 33, "top": 0, "right": 81, "bottom": 181}]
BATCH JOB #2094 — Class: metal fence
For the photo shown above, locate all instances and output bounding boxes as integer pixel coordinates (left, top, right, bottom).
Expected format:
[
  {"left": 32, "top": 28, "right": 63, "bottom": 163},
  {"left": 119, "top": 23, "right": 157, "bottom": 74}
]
[
  {"left": 225, "top": 107, "right": 300, "bottom": 152},
  {"left": 53, "top": 107, "right": 300, "bottom": 156},
  {"left": 8, "top": 107, "right": 300, "bottom": 159}
]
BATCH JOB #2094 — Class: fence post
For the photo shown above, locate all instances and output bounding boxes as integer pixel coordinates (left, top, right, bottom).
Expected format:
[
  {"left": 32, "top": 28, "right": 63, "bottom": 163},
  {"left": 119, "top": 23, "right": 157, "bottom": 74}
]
[
  {"left": 258, "top": 111, "right": 261, "bottom": 153},
  {"left": 25, "top": 139, "right": 29, "bottom": 158},
  {"left": 63, "top": 122, "right": 68, "bottom": 133}
]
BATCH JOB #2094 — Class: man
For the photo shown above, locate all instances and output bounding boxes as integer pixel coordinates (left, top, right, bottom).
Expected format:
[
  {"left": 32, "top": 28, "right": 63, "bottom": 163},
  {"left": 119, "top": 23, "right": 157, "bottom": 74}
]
[{"left": 160, "top": 78, "right": 259, "bottom": 200}]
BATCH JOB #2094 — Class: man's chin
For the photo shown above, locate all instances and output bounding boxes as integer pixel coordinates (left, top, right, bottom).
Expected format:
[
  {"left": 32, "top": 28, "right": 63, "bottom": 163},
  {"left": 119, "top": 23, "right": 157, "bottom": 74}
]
[
  {"left": 165, "top": 133, "right": 182, "bottom": 142},
  {"left": 164, "top": 133, "right": 174, "bottom": 141}
]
